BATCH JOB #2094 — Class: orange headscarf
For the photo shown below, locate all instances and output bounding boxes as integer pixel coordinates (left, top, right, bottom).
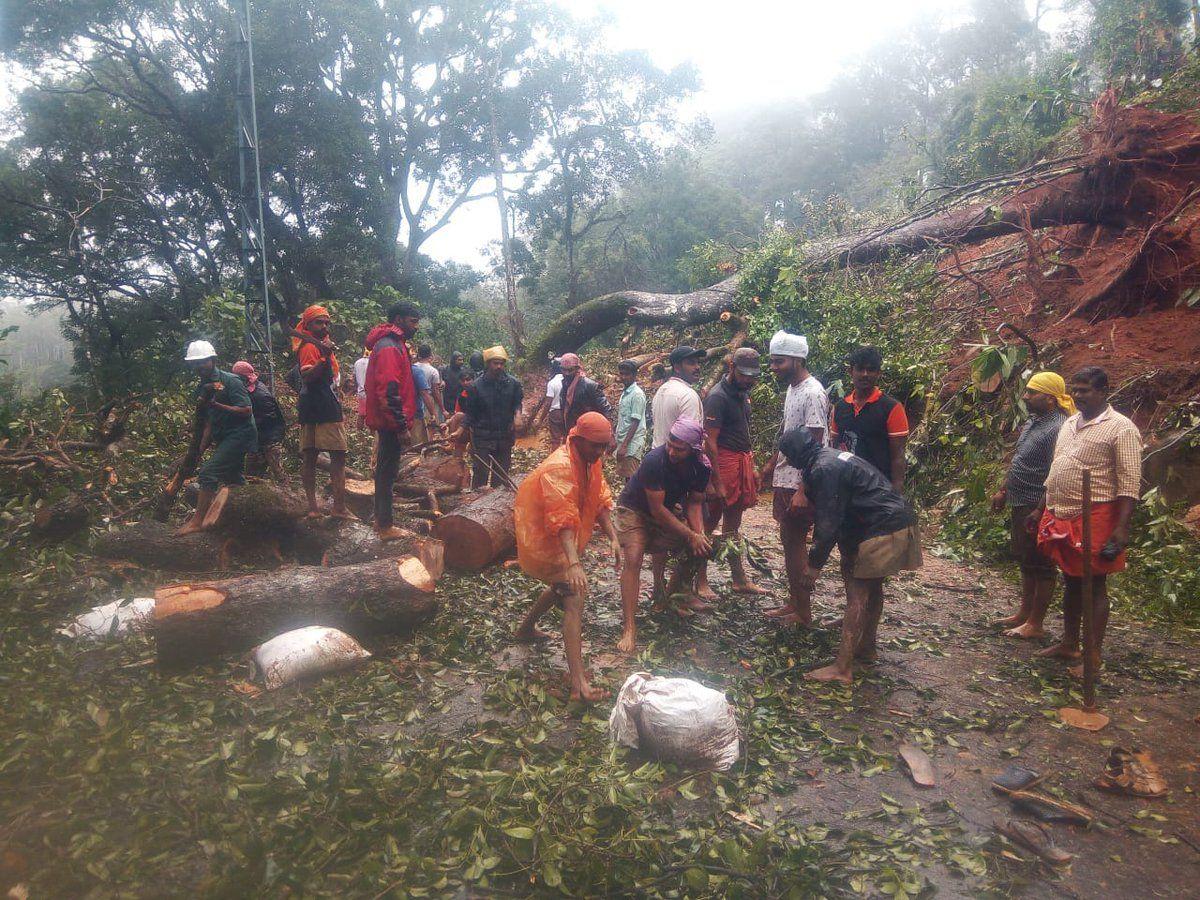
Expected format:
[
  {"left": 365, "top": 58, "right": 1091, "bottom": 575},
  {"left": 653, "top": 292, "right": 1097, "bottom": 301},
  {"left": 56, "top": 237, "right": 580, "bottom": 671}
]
[
  {"left": 514, "top": 414, "right": 614, "bottom": 584},
  {"left": 292, "top": 304, "right": 338, "bottom": 378}
]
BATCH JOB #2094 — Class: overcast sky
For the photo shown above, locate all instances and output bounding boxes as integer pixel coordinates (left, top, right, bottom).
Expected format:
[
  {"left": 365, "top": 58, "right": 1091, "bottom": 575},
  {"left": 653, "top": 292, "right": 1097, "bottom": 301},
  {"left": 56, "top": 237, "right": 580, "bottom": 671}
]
[{"left": 424, "top": 0, "right": 1064, "bottom": 265}]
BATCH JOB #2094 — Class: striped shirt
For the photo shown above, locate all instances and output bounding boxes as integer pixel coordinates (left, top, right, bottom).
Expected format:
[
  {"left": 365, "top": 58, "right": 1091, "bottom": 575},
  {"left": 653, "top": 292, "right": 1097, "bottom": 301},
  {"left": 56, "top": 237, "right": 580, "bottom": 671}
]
[
  {"left": 1005, "top": 409, "right": 1067, "bottom": 507},
  {"left": 1044, "top": 406, "right": 1142, "bottom": 518}
]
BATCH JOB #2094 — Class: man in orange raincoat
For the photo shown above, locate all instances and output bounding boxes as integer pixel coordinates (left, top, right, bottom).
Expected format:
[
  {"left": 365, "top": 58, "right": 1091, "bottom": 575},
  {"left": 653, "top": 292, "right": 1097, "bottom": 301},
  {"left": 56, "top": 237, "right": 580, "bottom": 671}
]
[{"left": 513, "top": 411, "right": 621, "bottom": 702}]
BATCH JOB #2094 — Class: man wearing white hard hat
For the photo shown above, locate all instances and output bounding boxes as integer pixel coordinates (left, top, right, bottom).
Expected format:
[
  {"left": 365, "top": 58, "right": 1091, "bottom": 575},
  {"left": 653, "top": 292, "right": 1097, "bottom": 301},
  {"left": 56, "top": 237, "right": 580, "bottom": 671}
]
[
  {"left": 177, "top": 340, "right": 257, "bottom": 535},
  {"left": 758, "top": 330, "right": 829, "bottom": 627}
]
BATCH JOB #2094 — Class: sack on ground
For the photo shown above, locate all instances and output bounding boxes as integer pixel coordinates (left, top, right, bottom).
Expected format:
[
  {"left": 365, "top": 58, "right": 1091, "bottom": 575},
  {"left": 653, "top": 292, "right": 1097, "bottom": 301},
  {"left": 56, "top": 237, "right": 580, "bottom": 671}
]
[
  {"left": 252, "top": 626, "right": 371, "bottom": 690},
  {"left": 58, "top": 597, "right": 156, "bottom": 640},
  {"left": 608, "top": 672, "right": 740, "bottom": 771}
]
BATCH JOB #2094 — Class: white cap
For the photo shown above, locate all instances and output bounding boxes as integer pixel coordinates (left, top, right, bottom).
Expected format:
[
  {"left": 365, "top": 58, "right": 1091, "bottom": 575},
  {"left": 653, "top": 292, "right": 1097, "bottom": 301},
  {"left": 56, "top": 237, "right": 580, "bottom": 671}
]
[
  {"left": 768, "top": 330, "right": 809, "bottom": 359},
  {"left": 184, "top": 339, "right": 217, "bottom": 361}
]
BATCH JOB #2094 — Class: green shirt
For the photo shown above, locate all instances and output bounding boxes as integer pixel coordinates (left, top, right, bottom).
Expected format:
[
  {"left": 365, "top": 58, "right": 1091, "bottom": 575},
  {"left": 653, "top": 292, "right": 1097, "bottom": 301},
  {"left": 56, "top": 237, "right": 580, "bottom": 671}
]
[
  {"left": 616, "top": 382, "right": 647, "bottom": 459},
  {"left": 195, "top": 369, "right": 256, "bottom": 441}
]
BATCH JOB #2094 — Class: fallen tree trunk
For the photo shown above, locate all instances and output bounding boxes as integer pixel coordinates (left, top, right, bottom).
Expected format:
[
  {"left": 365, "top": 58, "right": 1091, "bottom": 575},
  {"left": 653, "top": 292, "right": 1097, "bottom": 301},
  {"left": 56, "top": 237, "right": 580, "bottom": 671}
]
[
  {"left": 153, "top": 556, "right": 438, "bottom": 668},
  {"left": 94, "top": 521, "right": 239, "bottom": 572},
  {"left": 288, "top": 518, "right": 444, "bottom": 577},
  {"left": 433, "top": 487, "right": 517, "bottom": 571},
  {"left": 31, "top": 497, "right": 91, "bottom": 543},
  {"left": 200, "top": 481, "right": 308, "bottom": 534}
]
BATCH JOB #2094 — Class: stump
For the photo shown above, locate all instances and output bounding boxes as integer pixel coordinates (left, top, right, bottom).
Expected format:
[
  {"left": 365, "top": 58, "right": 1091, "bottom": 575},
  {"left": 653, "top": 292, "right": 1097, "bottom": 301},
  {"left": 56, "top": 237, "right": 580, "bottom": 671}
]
[
  {"left": 342, "top": 479, "right": 376, "bottom": 521},
  {"left": 153, "top": 556, "right": 438, "bottom": 667},
  {"left": 433, "top": 487, "right": 517, "bottom": 571},
  {"left": 31, "top": 497, "right": 91, "bottom": 543}
]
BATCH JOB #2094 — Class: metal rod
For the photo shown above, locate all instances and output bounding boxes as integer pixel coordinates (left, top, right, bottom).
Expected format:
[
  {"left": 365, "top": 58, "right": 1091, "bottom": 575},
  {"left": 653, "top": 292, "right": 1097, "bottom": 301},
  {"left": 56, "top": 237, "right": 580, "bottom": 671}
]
[{"left": 1080, "top": 469, "right": 1097, "bottom": 711}]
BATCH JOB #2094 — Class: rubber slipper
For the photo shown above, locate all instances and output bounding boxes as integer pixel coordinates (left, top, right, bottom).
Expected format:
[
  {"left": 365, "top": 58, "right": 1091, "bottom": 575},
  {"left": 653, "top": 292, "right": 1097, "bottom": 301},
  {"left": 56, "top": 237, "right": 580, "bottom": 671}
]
[
  {"left": 1093, "top": 747, "right": 1167, "bottom": 798},
  {"left": 1008, "top": 790, "right": 1093, "bottom": 826},
  {"left": 898, "top": 744, "right": 937, "bottom": 788},
  {"left": 996, "top": 819, "right": 1073, "bottom": 867},
  {"left": 992, "top": 763, "right": 1045, "bottom": 794}
]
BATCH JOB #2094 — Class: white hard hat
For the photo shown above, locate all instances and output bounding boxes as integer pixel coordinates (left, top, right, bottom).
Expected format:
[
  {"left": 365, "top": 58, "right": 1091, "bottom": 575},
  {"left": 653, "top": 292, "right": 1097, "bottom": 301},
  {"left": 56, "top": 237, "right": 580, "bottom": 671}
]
[{"left": 184, "top": 339, "right": 217, "bottom": 361}]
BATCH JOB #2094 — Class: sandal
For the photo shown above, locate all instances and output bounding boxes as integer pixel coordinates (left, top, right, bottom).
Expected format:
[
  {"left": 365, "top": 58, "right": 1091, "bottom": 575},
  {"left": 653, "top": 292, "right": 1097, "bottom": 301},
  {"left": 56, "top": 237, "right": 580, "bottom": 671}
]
[
  {"left": 992, "top": 763, "right": 1045, "bottom": 794},
  {"left": 996, "top": 819, "right": 1073, "bottom": 867},
  {"left": 1093, "top": 747, "right": 1167, "bottom": 798},
  {"left": 1007, "top": 790, "right": 1093, "bottom": 827}
]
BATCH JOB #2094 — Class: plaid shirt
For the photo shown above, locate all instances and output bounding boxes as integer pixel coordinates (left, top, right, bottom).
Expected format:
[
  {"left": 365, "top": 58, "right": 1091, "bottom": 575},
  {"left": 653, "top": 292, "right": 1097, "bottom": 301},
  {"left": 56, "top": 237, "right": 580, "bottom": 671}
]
[
  {"left": 1044, "top": 406, "right": 1142, "bottom": 518},
  {"left": 1005, "top": 409, "right": 1067, "bottom": 508}
]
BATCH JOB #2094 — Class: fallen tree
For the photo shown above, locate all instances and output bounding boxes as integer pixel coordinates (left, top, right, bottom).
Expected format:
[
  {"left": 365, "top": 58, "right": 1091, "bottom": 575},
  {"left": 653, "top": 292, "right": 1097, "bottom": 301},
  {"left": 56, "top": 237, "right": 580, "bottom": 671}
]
[
  {"left": 527, "top": 101, "right": 1200, "bottom": 357},
  {"left": 153, "top": 556, "right": 438, "bottom": 667},
  {"left": 433, "top": 488, "right": 517, "bottom": 571}
]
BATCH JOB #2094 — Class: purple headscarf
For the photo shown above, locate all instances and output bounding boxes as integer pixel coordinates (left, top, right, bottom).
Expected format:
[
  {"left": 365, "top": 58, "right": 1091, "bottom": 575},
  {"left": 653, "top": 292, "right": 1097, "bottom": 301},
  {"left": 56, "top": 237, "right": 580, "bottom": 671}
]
[{"left": 669, "top": 416, "right": 710, "bottom": 469}]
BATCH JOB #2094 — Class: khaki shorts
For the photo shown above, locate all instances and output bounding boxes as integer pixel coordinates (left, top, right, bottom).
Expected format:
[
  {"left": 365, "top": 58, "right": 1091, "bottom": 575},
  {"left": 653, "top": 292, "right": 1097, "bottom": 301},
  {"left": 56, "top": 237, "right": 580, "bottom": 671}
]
[
  {"left": 614, "top": 505, "right": 687, "bottom": 556},
  {"left": 411, "top": 417, "right": 429, "bottom": 444},
  {"left": 299, "top": 421, "right": 347, "bottom": 452},
  {"left": 845, "top": 523, "right": 922, "bottom": 579},
  {"left": 615, "top": 455, "right": 640, "bottom": 479}
]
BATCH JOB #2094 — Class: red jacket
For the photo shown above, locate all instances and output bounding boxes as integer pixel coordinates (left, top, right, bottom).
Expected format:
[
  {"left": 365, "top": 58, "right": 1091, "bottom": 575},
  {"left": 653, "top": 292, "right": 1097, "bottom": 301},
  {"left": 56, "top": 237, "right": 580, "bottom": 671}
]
[{"left": 363, "top": 323, "right": 416, "bottom": 432}]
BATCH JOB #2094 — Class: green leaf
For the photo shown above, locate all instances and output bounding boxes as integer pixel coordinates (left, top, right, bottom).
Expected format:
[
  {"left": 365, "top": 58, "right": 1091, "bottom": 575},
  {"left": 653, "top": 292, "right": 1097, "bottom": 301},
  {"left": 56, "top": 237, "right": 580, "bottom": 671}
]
[{"left": 503, "top": 826, "right": 535, "bottom": 840}]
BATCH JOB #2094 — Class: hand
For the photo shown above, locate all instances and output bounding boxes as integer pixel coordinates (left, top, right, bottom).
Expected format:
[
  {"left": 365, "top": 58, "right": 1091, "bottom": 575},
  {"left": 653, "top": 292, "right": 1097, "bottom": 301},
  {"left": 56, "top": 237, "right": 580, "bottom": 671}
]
[
  {"left": 566, "top": 562, "right": 588, "bottom": 598},
  {"left": 1101, "top": 526, "right": 1130, "bottom": 559},
  {"left": 789, "top": 488, "right": 810, "bottom": 513},
  {"left": 610, "top": 537, "right": 623, "bottom": 574},
  {"left": 687, "top": 530, "right": 712, "bottom": 558},
  {"left": 1025, "top": 510, "right": 1042, "bottom": 534},
  {"left": 990, "top": 490, "right": 1007, "bottom": 513},
  {"left": 750, "top": 469, "right": 760, "bottom": 494}
]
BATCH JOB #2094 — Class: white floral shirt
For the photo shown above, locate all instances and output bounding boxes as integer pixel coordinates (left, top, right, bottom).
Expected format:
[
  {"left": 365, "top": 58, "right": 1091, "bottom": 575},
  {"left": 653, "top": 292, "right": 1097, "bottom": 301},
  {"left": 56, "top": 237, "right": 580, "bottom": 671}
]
[{"left": 773, "top": 374, "right": 829, "bottom": 489}]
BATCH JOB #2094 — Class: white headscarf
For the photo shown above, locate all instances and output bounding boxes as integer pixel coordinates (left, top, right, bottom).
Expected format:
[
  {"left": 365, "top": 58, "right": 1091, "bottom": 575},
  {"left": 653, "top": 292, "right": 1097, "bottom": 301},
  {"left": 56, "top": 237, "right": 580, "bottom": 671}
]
[{"left": 769, "top": 330, "right": 809, "bottom": 359}]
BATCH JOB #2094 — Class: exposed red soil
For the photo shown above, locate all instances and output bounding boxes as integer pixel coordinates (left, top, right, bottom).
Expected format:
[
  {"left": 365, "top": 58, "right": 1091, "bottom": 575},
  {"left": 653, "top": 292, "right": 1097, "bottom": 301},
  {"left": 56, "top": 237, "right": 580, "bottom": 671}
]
[{"left": 936, "top": 100, "right": 1200, "bottom": 427}]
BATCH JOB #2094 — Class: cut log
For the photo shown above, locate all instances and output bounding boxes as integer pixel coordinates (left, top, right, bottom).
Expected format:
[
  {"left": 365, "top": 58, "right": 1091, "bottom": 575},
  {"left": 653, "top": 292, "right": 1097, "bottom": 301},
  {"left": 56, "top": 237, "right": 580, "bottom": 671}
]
[
  {"left": 153, "top": 556, "right": 439, "bottom": 668},
  {"left": 287, "top": 518, "right": 444, "bottom": 577},
  {"left": 342, "top": 479, "right": 376, "bottom": 521},
  {"left": 433, "top": 487, "right": 517, "bottom": 571},
  {"left": 94, "top": 521, "right": 238, "bottom": 572},
  {"left": 316, "top": 451, "right": 368, "bottom": 482},
  {"left": 199, "top": 481, "right": 308, "bottom": 534},
  {"left": 31, "top": 497, "right": 91, "bottom": 543}
]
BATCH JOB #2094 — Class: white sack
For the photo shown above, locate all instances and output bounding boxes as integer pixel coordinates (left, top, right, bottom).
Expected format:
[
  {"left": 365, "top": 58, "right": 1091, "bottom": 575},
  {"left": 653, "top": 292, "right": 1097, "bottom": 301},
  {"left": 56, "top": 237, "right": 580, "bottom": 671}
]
[
  {"left": 252, "top": 626, "right": 371, "bottom": 690},
  {"left": 608, "top": 672, "right": 740, "bottom": 771},
  {"left": 58, "top": 597, "right": 156, "bottom": 641}
]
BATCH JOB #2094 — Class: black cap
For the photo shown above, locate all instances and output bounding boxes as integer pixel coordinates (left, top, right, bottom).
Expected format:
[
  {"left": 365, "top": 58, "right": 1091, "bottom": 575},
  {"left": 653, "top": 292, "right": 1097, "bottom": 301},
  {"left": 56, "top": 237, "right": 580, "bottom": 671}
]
[
  {"left": 731, "top": 347, "right": 761, "bottom": 377},
  {"left": 669, "top": 346, "right": 706, "bottom": 366}
]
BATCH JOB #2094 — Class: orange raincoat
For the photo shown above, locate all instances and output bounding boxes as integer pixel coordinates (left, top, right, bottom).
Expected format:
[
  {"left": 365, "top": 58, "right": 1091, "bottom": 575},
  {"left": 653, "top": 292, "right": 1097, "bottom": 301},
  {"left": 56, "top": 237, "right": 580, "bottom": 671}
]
[{"left": 514, "top": 435, "right": 613, "bottom": 584}]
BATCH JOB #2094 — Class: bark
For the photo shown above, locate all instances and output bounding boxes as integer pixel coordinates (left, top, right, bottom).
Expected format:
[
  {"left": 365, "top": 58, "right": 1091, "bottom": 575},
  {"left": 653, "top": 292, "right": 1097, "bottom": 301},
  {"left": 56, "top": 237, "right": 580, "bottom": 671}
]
[
  {"left": 31, "top": 498, "right": 90, "bottom": 543},
  {"left": 153, "top": 556, "right": 439, "bottom": 668},
  {"left": 286, "top": 517, "right": 443, "bottom": 574},
  {"left": 433, "top": 487, "right": 517, "bottom": 571},
  {"left": 342, "top": 479, "right": 376, "bottom": 521},
  {"left": 94, "top": 521, "right": 243, "bottom": 572},
  {"left": 200, "top": 482, "right": 308, "bottom": 535}
]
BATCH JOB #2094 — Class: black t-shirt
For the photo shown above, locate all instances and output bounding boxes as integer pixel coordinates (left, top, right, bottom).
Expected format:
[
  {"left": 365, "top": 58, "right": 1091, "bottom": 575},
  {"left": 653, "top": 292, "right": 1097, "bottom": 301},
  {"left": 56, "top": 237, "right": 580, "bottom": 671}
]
[
  {"left": 297, "top": 369, "right": 343, "bottom": 425},
  {"left": 703, "top": 379, "right": 752, "bottom": 452},
  {"left": 618, "top": 445, "right": 711, "bottom": 516}
]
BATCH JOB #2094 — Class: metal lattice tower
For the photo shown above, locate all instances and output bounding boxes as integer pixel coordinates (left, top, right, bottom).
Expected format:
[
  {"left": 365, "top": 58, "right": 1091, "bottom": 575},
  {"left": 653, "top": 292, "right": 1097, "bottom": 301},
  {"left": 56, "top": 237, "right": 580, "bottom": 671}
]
[{"left": 233, "top": 0, "right": 276, "bottom": 390}]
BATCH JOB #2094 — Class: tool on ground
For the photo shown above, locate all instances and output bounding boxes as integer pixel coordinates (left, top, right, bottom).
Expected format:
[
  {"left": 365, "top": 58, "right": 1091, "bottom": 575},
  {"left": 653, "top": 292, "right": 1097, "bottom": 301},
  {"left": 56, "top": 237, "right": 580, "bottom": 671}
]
[
  {"left": 469, "top": 450, "right": 519, "bottom": 492},
  {"left": 1060, "top": 469, "right": 1110, "bottom": 731}
]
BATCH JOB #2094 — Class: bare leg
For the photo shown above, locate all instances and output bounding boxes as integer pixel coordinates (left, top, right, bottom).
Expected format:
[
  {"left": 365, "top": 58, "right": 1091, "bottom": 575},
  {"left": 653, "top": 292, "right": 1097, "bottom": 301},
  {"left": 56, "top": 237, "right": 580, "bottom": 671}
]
[
  {"left": 694, "top": 501, "right": 722, "bottom": 602},
  {"left": 1007, "top": 573, "right": 1053, "bottom": 638},
  {"left": 515, "top": 586, "right": 558, "bottom": 642},
  {"left": 650, "top": 553, "right": 667, "bottom": 599},
  {"left": 1039, "top": 575, "right": 1081, "bottom": 660},
  {"left": 725, "top": 506, "right": 767, "bottom": 594},
  {"left": 807, "top": 576, "right": 868, "bottom": 684},
  {"left": 996, "top": 570, "right": 1035, "bottom": 628},
  {"left": 328, "top": 449, "right": 351, "bottom": 517},
  {"left": 562, "top": 590, "right": 606, "bottom": 702},
  {"left": 855, "top": 579, "right": 885, "bottom": 662},
  {"left": 177, "top": 487, "right": 215, "bottom": 535},
  {"left": 617, "top": 545, "right": 645, "bottom": 653},
  {"left": 765, "top": 513, "right": 812, "bottom": 625},
  {"left": 302, "top": 448, "right": 321, "bottom": 516},
  {"left": 265, "top": 444, "right": 287, "bottom": 482}
]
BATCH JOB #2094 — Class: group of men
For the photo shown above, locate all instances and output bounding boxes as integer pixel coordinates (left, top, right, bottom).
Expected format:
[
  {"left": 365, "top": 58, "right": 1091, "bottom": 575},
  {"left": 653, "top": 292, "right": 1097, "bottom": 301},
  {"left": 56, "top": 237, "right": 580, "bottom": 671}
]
[
  {"left": 514, "top": 334, "right": 926, "bottom": 698},
  {"left": 178, "top": 308, "right": 1142, "bottom": 701},
  {"left": 177, "top": 301, "right": 529, "bottom": 536}
]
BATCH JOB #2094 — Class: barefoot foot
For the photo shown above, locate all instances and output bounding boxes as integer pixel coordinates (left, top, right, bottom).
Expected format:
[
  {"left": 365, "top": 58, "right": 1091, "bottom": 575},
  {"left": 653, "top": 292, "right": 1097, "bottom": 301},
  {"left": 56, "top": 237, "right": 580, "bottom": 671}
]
[
  {"left": 514, "top": 626, "right": 554, "bottom": 643},
  {"left": 994, "top": 613, "right": 1026, "bottom": 628},
  {"left": 731, "top": 581, "right": 770, "bottom": 596},
  {"left": 773, "top": 612, "right": 814, "bottom": 628},
  {"left": 616, "top": 632, "right": 637, "bottom": 654},
  {"left": 1005, "top": 622, "right": 1045, "bottom": 639},
  {"left": 763, "top": 605, "right": 796, "bottom": 618},
  {"left": 805, "top": 663, "right": 852, "bottom": 684},
  {"left": 694, "top": 586, "right": 719, "bottom": 602},
  {"left": 176, "top": 522, "right": 203, "bottom": 536},
  {"left": 1037, "top": 643, "right": 1080, "bottom": 661}
]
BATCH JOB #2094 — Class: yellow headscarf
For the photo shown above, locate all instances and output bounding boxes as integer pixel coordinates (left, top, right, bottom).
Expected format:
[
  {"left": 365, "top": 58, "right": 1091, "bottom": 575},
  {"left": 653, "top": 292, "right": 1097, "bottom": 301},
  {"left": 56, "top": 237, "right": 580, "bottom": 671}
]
[
  {"left": 1026, "top": 372, "right": 1076, "bottom": 415},
  {"left": 482, "top": 345, "right": 509, "bottom": 363}
]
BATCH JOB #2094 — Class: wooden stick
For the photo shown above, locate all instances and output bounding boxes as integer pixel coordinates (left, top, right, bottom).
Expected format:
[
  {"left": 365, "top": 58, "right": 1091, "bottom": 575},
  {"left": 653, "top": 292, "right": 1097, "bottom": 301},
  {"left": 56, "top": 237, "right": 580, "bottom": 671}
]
[{"left": 1080, "top": 469, "right": 1098, "bottom": 711}]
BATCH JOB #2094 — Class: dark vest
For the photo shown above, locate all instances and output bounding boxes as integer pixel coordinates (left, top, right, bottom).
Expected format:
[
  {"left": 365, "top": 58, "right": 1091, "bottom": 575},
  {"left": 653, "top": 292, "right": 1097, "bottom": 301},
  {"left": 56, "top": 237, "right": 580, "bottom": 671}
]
[
  {"left": 832, "top": 393, "right": 902, "bottom": 479},
  {"left": 468, "top": 374, "right": 522, "bottom": 446}
]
